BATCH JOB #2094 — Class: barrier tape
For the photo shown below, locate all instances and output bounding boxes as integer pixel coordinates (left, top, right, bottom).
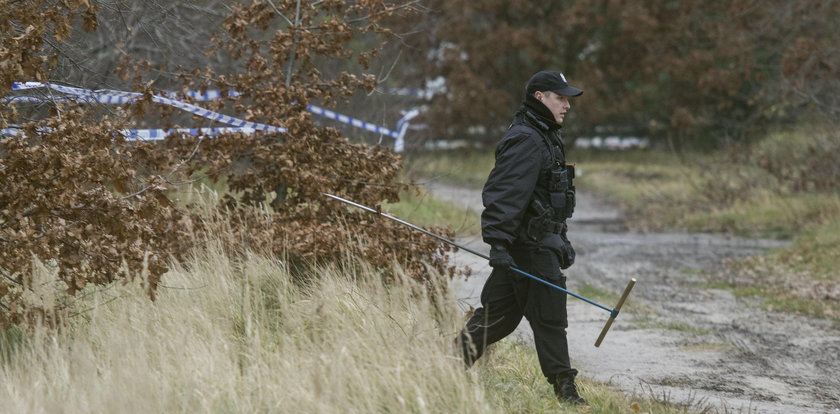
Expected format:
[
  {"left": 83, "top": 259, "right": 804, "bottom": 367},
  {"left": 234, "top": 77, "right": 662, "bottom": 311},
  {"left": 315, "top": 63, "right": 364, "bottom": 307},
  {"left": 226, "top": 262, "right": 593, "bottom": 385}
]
[
  {"left": 120, "top": 127, "right": 258, "bottom": 141},
  {"left": 6, "top": 82, "right": 412, "bottom": 149},
  {"left": 9, "top": 83, "right": 397, "bottom": 136},
  {"left": 0, "top": 125, "right": 258, "bottom": 141},
  {"left": 306, "top": 104, "right": 397, "bottom": 138},
  {"left": 10, "top": 82, "right": 286, "bottom": 134}
]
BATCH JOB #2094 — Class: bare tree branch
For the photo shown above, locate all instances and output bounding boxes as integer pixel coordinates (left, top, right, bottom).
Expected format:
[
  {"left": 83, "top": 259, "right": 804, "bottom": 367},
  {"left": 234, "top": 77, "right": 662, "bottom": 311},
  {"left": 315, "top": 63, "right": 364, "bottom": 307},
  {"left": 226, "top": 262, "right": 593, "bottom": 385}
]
[
  {"left": 265, "top": 0, "right": 293, "bottom": 26},
  {"left": 285, "top": 0, "right": 302, "bottom": 87}
]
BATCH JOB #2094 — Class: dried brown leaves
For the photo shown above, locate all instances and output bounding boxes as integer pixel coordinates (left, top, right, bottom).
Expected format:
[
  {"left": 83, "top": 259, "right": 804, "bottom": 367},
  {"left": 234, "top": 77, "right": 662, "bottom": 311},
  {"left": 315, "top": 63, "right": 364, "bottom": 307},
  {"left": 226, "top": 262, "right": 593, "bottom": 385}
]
[{"left": 1, "top": 0, "right": 450, "bottom": 327}]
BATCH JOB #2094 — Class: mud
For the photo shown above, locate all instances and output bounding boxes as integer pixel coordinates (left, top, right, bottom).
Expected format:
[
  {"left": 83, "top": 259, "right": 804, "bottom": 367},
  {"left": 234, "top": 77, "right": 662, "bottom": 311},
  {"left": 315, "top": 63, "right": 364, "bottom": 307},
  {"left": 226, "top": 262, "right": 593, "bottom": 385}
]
[{"left": 428, "top": 182, "right": 840, "bottom": 414}]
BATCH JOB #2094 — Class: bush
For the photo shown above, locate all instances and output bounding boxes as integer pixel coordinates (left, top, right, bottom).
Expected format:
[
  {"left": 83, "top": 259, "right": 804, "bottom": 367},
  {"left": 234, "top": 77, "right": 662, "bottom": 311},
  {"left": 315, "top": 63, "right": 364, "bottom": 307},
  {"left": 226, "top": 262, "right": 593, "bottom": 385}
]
[
  {"left": 0, "top": 1, "right": 452, "bottom": 328},
  {"left": 752, "top": 127, "right": 840, "bottom": 193}
]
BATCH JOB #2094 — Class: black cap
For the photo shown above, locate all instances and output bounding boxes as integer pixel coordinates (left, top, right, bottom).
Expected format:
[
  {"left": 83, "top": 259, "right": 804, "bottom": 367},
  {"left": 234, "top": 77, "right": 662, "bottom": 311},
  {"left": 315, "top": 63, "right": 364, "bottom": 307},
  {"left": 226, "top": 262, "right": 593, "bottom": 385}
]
[{"left": 526, "top": 70, "right": 583, "bottom": 97}]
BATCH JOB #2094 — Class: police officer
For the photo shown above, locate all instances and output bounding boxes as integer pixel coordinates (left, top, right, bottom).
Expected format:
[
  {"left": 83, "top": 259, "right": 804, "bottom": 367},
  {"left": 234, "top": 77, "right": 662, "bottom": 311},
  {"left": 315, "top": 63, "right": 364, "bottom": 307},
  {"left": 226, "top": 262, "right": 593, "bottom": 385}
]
[{"left": 458, "top": 70, "right": 585, "bottom": 405}]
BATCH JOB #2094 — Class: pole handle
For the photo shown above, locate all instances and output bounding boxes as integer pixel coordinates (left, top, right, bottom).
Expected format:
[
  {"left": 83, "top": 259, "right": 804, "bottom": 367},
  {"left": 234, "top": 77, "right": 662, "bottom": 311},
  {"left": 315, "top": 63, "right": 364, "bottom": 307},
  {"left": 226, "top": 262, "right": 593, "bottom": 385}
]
[{"left": 594, "top": 278, "right": 636, "bottom": 347}]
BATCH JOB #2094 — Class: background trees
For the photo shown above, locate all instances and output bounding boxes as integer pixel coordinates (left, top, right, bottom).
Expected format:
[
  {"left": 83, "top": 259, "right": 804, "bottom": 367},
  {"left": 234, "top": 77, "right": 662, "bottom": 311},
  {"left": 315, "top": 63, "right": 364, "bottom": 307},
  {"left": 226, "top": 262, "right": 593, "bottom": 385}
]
[{"left": 391, "top": 0, "right": 839, "bottom": 147}]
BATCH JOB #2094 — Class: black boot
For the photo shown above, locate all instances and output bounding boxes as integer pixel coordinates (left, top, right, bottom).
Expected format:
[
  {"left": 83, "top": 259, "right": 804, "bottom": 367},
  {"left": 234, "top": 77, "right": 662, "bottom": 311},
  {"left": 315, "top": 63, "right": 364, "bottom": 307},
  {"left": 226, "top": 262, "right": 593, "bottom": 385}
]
[
  {"left": 550, "top": 371, "right": 587, "bottom": 405},
  {"left": 455, "top": 332, "right": 479, "bottom": 369}
]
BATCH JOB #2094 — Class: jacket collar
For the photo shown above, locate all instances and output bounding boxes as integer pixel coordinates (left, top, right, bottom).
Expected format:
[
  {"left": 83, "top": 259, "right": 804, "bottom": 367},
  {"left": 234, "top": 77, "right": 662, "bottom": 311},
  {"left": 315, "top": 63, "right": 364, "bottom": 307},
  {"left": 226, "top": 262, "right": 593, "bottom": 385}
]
[{"left": 522, "top": 95, "right": 562, "bottom": 131}]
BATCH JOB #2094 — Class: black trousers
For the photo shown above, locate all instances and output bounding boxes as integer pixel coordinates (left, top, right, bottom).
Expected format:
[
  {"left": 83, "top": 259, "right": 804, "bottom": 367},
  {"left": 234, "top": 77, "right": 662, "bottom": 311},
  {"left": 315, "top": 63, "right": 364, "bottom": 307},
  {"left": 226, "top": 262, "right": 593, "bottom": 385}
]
[{"left": 458, "top": 247, "right": 576, "bottom": 378}]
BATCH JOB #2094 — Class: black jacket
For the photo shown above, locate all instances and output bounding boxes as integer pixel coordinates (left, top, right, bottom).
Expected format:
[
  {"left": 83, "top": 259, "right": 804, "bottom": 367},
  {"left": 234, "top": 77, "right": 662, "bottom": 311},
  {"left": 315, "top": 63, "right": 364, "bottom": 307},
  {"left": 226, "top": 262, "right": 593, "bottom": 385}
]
[{"left": 481, "top": 108, "right": 568, "bottom": 248}]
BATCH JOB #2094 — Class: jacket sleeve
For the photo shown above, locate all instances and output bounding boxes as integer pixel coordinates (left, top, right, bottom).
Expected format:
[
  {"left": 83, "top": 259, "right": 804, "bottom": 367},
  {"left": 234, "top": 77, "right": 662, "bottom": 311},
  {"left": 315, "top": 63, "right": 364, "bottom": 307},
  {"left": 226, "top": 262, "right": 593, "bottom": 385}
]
[{"left": 481, "top": 132, "right": 542, "bottom": 246}]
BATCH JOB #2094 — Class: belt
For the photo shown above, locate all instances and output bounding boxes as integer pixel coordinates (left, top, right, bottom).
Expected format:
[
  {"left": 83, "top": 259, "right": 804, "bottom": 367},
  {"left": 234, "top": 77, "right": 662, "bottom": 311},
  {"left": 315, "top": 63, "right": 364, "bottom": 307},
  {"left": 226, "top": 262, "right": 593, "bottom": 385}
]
[{"left": 545, "top": 220, "right": 567, "bottom": 234}]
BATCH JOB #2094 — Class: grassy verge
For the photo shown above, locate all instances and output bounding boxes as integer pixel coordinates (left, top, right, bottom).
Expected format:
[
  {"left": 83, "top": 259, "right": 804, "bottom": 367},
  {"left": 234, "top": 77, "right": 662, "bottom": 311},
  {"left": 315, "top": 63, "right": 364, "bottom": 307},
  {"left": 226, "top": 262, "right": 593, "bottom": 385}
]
[
  {"left": 573, "top": 148, "right": 840, "bottom": 238},
  {"left": 403, "top": 150, "right": 495, "bottom": 189},
  {"left": 385, "top": 187, "right": 481, "bottom": 236},
  {"left": 721, "top": 220, "right": 840, "bottom": 323},
  {"left": 480, "top": 340, "right": 706, "bottom": 413}
]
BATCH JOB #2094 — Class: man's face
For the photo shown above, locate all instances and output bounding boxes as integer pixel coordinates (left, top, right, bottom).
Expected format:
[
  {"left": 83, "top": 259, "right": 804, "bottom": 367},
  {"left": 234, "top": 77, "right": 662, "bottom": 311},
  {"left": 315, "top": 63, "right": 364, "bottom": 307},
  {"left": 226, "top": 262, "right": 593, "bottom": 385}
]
[{"left": 535, "top": 91, "right": 571, "bottom": 124}]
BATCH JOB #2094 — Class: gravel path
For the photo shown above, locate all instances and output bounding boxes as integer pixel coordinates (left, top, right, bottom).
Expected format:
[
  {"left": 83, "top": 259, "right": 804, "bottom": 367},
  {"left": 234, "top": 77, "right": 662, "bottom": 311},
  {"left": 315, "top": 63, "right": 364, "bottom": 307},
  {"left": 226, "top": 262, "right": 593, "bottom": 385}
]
[{"left": 428, "top": 182, "right": 840, "bottom": 414}]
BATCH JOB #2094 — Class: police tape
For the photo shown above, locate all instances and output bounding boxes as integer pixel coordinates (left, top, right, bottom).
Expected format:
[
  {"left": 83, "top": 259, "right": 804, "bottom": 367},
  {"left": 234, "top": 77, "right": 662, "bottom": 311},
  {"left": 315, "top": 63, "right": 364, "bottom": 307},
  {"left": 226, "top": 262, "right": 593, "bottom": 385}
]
[
  {"left": 7, "top": 82, "right": 402, "bottom": 141},
  {"left": 306, "top": 104, "right": 397, "bottom": 138},
  {"left": 10, "top": 82, "right": 287, "bottom": 135},
  {"left": 1, "top": 90, "right": 241, "bottom": 104},
  {"left": 121, "top": 127, "right": 259, "bottom": 140},
  {"left": 0, "top": 125, "right": 258, "bottom": 141}
]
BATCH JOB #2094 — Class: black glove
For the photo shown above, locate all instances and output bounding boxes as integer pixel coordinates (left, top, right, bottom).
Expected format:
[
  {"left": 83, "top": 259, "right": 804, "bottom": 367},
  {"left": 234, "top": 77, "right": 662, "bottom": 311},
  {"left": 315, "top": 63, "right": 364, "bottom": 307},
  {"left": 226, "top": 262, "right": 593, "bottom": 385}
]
[{"left": 488, "top": 243, "right": 513, "bottom": 270}]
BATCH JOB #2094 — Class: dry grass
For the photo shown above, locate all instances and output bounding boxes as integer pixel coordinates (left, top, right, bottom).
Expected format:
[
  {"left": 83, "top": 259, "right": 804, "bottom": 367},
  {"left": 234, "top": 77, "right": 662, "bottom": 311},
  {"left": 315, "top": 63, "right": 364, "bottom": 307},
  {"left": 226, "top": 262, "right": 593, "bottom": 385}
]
[
  {"left": 0, "top": 186, "right": 698, "bottom": 413},
  {"left": 0, "top": 244, "right": 490, "bottom": 413},
  {"left": 0, "top": 246, "right": 699, "bottom": 414},
  {"left": 1, "top": 186, "right": 481, "bottom": 413}
]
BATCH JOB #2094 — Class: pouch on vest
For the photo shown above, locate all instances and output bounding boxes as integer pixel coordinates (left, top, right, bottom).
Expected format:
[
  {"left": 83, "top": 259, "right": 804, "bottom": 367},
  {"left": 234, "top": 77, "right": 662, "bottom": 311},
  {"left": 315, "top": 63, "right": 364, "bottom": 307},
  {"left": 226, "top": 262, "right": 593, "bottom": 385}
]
[
  {"left": 549, "top": 167, "right": 577, "bottom": 220},
  {"left": 539, "top": 232, "right": 575, "bottom": 269}
]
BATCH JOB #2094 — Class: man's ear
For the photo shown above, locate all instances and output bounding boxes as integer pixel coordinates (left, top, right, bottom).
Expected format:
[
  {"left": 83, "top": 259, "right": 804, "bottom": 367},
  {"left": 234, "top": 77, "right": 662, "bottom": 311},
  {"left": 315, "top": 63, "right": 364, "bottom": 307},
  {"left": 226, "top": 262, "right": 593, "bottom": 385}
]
[{"left": 533, "top": 91, "right": 543, "bottom": 101}]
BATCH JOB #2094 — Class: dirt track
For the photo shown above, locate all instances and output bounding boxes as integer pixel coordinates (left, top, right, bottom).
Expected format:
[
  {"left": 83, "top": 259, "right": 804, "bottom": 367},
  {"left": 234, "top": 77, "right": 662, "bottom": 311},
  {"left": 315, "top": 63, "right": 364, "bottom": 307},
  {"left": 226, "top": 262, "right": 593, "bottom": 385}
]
[{"left": 429, "top": 182, "right": 840, "bottom": 414}]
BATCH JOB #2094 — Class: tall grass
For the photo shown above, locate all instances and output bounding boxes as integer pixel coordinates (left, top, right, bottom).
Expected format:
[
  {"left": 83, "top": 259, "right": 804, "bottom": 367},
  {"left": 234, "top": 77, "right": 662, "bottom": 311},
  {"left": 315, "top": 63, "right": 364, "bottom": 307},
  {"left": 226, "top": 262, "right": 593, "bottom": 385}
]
[
  {"left": 0, "top": 243, "right": 701, "bottom": 413},
  {"left": 1, "top": 185, "right": 482, "bottom": 412},
  {"left": 0, "top": 243, "right": 494, "bottom": 413}
]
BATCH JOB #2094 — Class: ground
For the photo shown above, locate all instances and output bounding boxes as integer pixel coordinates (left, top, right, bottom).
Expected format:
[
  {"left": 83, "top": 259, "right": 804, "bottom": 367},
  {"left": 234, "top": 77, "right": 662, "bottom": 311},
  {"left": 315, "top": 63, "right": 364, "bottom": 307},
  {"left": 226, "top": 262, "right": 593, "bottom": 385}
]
[{"left": 428, "top": 182, "right": 840, "bottom": 414}]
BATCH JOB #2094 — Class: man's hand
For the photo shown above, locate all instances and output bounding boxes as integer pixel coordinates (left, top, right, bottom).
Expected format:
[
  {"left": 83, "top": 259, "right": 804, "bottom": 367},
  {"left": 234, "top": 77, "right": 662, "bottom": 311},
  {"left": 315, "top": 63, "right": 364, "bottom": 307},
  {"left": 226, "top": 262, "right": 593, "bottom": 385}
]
[{"left": 489, "top": 243, "right": 514, "bottom": 269}]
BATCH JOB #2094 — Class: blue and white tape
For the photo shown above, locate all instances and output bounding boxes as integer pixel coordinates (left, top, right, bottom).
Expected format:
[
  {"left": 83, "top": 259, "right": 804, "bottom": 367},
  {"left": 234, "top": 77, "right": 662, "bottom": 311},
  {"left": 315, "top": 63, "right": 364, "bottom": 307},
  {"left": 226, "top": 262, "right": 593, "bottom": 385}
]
[
  {"left": 306, "top": 104, "right": 397, "bottom": 138},
  {"left": 120, "top": 127, "right": 258, "bottom": 141},
  {"left": 0, "top": 124, "right": 259, "bottom": 141},
  {"left": 11, "top": 82, "right": 286, "bottom": 134},
  {"left": 6, "top": 82, "right": 415, "bottom": 150}
]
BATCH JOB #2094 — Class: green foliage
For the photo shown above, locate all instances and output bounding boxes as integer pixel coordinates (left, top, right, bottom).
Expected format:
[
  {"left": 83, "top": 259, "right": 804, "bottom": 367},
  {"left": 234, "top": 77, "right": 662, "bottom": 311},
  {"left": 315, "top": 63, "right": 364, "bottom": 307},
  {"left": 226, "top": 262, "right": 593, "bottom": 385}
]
[
  {"left": 679, "top": 192, "right": 840, "bottom": 238},
  {"left": 574, "top": 150, "right": 702, "bottom": 231},
  {"left": 679, "top": 343, "right": 732, "bottom": 353},
  {"left": 632, "top": 318, "right": 713, "bottom": 336},
  {"left": 576, "top": 284, "right": 620, "bottom": 308}
]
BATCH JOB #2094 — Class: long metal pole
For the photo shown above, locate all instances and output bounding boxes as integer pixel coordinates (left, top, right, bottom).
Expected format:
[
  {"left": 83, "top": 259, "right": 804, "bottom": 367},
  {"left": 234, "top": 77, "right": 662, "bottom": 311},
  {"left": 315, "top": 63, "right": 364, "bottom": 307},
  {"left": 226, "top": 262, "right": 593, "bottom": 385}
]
[{"left": 323, "top": 192, "right": 614, "bottom": 313}]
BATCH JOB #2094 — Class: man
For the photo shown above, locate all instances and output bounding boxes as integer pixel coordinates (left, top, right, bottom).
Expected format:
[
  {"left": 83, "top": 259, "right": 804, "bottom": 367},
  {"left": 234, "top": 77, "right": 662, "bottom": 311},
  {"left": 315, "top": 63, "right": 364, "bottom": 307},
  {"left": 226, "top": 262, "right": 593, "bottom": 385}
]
[{"left": 458, "top": 70, "right": 585, "bottom": 405}]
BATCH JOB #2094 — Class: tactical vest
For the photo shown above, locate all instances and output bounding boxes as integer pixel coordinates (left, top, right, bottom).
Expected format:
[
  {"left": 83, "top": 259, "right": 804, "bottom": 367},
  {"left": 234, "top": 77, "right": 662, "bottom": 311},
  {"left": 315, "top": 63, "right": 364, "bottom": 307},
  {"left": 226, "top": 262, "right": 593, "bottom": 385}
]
[
  {"left": 505, "top": 110, "right": 578, "bottom": 269},
  {"left": 517, "top": 111, "right": 576, "bottom": 240}
]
